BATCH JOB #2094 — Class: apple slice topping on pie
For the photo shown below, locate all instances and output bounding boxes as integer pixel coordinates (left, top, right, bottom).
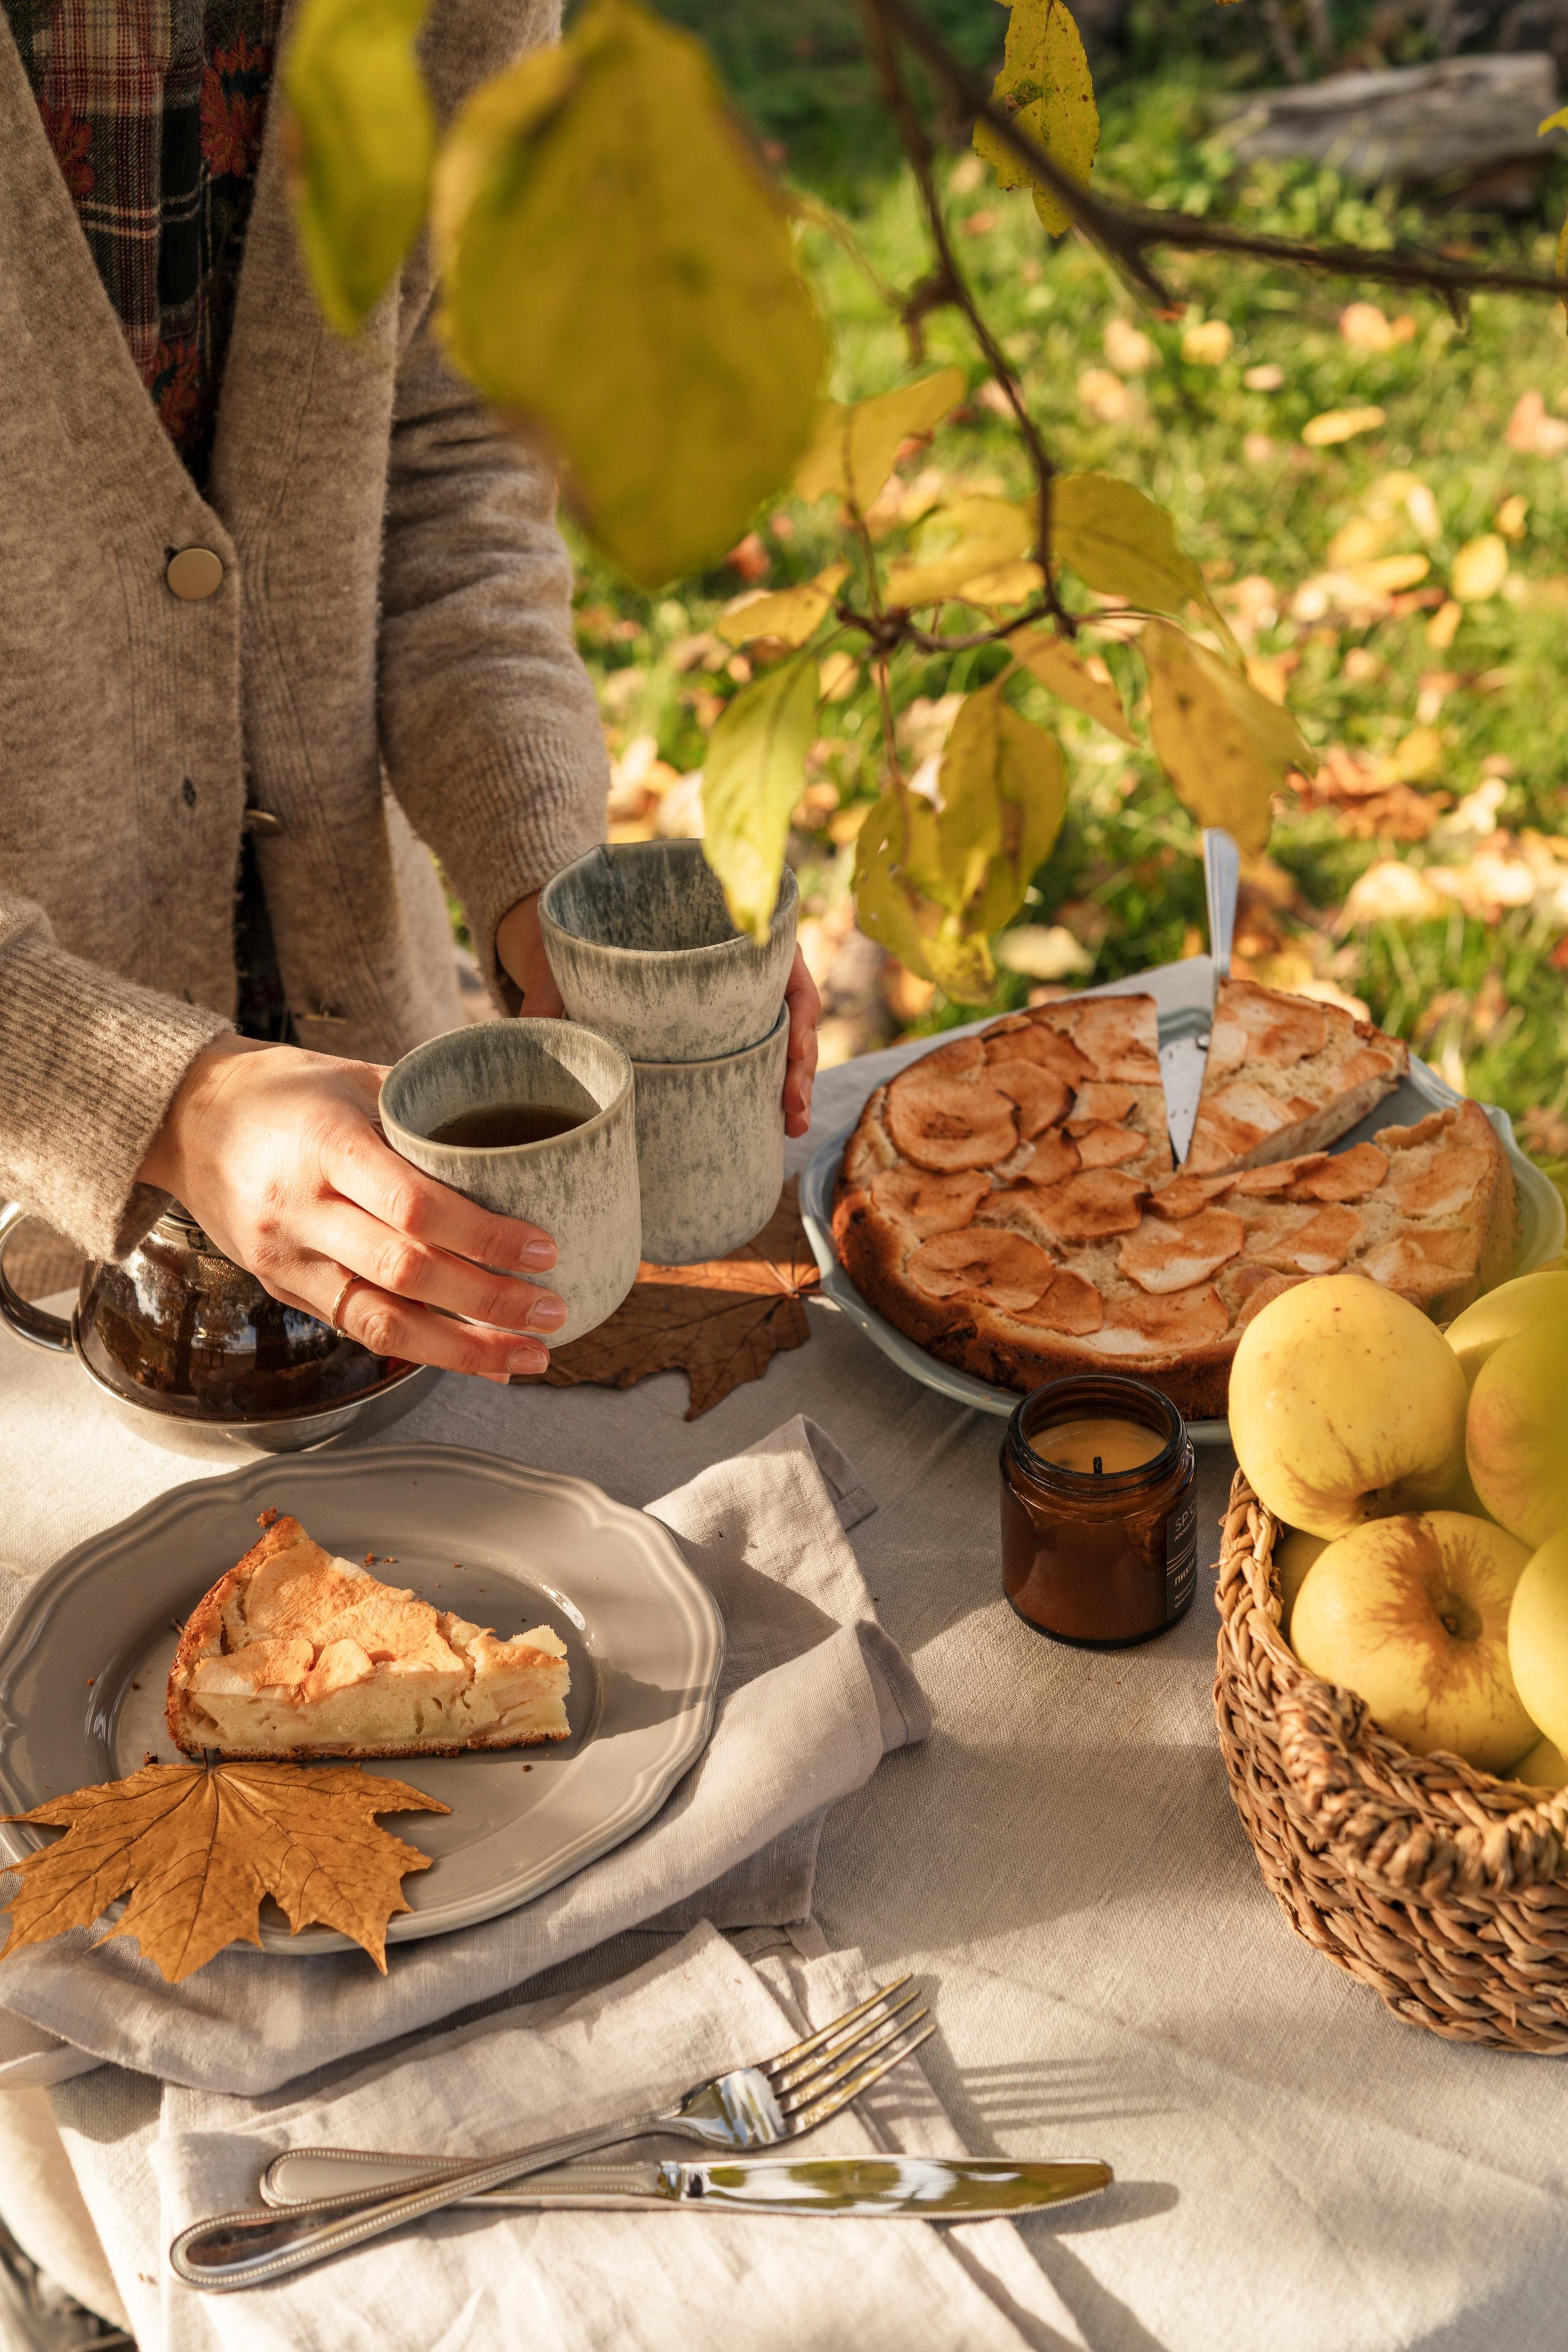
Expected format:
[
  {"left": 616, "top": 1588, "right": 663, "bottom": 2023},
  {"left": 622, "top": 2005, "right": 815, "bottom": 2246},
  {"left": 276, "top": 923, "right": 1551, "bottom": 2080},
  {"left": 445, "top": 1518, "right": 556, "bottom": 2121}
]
[
  {"left": 906, "top": 1229, "right": 1057, "bottom": 1312},
  {"left": 1118, "top": 1208, "right": 1247, "bottom": 1295},
  {"left": 885, "top": 1068, "right": 1018, "bottom": 1172},
  {"left": 1288, "top": 1142, "right": 1389, "bottom": 1201},
  {"left": 167, "top": 1514, "right": 570, "bottom": 1761}
]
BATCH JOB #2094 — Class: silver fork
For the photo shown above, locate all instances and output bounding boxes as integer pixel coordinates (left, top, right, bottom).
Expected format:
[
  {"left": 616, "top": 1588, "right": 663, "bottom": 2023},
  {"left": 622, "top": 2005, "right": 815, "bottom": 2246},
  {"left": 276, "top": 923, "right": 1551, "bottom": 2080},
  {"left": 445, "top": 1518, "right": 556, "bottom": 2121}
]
[{"left": 170, "top": 1974, "right": 931, "bottom": 2292}]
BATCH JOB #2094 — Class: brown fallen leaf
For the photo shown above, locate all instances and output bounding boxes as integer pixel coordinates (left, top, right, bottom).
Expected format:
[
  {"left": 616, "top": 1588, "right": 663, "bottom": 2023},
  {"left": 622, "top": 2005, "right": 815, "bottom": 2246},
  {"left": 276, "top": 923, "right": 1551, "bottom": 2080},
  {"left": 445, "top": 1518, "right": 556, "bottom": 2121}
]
[
  {"left": 0, "top": 1761, "right": 447, "bottom": 1982},
  {"left": 1295, "top": 744, "right": 1448, "bottom": 842},
  {"left": 541, "top": 1177, "right": 819, "bottom": 1419}
]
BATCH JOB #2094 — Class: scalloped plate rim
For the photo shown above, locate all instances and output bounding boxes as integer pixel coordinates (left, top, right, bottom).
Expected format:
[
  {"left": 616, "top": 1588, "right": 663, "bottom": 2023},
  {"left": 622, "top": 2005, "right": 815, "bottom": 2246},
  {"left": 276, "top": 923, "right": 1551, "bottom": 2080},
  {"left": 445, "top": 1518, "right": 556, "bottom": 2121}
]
[{"left": 0, "top": 1444, "right": 724, "bottom": 1954}]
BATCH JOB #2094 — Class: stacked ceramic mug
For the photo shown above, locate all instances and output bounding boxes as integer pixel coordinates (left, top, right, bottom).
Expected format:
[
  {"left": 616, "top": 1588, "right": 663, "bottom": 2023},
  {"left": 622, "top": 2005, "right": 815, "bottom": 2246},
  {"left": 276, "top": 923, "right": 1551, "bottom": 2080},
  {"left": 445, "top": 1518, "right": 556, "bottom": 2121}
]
[{"left": 538, "top": 841, "right": 797, "bottom": 1266}]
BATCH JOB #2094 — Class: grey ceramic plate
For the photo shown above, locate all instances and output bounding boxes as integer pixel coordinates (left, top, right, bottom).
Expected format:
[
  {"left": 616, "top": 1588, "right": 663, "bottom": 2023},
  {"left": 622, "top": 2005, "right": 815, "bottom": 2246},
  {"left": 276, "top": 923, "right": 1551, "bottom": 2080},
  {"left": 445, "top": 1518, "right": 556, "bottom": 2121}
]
[
  {"left": 0, "top": 1445, "right": 724, "bottom": 1955},
  {"left": 801, "top": 1006, "right": 1565, "bottom": 1446}
]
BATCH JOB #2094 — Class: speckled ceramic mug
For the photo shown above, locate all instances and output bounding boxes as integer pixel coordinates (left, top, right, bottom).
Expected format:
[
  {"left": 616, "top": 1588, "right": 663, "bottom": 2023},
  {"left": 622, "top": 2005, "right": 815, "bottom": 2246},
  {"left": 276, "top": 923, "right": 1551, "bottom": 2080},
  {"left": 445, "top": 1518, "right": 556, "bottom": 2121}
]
[
  {"left": 539, "top": 839, "right": 798, "bottom": 1062},
  {"left": 379, "top": 1021, "right": 640, "bottom": 1343},
  {"left": 632, "top": 1008, "right": 789, "bottom": 1266}
]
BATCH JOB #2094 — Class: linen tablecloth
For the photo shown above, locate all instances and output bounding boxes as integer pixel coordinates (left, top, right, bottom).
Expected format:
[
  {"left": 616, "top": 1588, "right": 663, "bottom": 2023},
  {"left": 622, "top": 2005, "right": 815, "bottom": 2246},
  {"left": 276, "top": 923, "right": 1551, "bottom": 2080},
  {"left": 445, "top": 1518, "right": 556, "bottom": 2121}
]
[
  {"left": 152, "top": 1920, "right": 1072, "bottom": 2352},
  {"left": 8, "top": 957, "right": 1568, "bottom": 2350}
]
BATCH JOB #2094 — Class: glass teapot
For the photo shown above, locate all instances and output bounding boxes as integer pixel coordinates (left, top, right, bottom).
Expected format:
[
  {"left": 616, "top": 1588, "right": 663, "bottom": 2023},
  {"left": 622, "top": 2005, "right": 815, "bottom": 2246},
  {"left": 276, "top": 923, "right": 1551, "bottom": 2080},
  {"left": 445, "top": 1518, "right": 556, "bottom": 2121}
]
[{"left": 0, "top": 1199, "right": 435, "bottom": 1455}]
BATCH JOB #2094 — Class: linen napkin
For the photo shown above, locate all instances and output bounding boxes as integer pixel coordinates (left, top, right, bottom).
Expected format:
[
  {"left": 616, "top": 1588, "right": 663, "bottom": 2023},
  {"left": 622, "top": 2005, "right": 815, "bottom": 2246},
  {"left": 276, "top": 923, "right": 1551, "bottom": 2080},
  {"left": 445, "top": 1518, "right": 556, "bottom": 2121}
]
[
  {"left": 0, "top": 1418, "right": 929, "bottom": 2097},
  {"left": 153, "top": 1919, "right": 1082, "bottom": 2352}
]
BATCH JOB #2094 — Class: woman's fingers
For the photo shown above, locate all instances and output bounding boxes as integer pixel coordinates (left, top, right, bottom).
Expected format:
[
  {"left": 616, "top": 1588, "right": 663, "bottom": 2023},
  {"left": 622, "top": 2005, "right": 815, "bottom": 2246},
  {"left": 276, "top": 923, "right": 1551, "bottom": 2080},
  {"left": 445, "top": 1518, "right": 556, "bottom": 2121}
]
[
  {"left": 303, "top": 1204, "right": 566, "bottom": 1336},
  {"left": 306, "top": 1201, "right": 566, "bottom": 1338},
  {"left": 495, "top": 891, "right": 565, "bottom": 1017},
  {"left": 783, "top": 946, "right": 821, "bottom": 1139},
  {"left": 326, "top": 1121, "right": 558, "bottom": 1276},
  {"left": 285, "top": 1259, "right": 552, "bottom": 1385}
]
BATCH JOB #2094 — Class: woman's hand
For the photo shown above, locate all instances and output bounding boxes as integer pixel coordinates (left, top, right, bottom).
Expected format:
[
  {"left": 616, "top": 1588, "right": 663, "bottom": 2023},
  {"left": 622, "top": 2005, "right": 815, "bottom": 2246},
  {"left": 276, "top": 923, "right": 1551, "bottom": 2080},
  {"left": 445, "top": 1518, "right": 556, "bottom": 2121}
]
[
  {"left": 782, "top": 944, "right": 820, "bottom": 1139},
  {"left": 497, "top": 891, "right": 821, "bottom": 1136},
  {"left": 138, "top": 1038, "right": 564, "bottom": 1383},
  {"left": 496, "top": 890, "right": 563, "bottom": 1017}
]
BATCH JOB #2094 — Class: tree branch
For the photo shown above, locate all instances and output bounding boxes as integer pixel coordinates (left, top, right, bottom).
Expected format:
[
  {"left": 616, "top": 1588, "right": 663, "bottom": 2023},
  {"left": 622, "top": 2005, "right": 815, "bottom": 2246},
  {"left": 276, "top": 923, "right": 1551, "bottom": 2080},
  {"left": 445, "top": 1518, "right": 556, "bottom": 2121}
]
[
  {"left": 859, "top": 0, "right": 1075, "bottom": 632},
  {"left": 874, "top": 0, "right": 1568, "bottom": 312},
  {"left": 834, "top": 596, "right": 1167, "bottom": 657}
]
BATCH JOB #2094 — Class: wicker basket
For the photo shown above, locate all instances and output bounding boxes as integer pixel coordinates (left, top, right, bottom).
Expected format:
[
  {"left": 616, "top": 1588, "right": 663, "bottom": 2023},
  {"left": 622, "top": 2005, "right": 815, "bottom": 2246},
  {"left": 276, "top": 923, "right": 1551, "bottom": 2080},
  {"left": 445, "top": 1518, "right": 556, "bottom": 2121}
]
[{"left": 1214, "top": 1470, "right": 1568, "bottom": 2051}]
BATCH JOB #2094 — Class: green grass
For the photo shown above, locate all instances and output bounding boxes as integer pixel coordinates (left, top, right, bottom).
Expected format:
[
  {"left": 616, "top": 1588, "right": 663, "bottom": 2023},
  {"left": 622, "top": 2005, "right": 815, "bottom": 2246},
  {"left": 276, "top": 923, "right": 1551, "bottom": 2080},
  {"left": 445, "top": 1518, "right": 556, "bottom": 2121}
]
[{"left": 565, "top": 27, "right": 1568, "bottom": 1196}]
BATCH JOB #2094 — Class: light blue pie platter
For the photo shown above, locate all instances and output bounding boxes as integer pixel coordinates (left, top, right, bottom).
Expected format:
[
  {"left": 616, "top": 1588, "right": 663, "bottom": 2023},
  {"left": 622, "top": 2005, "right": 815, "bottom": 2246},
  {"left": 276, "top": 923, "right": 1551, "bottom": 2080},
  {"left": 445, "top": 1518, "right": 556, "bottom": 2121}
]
[{"left": 801, "top": 990, "right": 1565, "bottom": 1447}]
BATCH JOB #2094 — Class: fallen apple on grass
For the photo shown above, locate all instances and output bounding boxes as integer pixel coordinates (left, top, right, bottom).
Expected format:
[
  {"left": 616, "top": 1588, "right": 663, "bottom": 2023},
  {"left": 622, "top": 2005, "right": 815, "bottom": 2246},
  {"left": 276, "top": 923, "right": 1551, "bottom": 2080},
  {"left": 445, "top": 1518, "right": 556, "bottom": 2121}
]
[
  {"left": 1231, "top": 1275, "right": 1468, "bottom": 1541},
  {"left": 1291, "top": 1511, "right": 1536, "bottom": 1772}
]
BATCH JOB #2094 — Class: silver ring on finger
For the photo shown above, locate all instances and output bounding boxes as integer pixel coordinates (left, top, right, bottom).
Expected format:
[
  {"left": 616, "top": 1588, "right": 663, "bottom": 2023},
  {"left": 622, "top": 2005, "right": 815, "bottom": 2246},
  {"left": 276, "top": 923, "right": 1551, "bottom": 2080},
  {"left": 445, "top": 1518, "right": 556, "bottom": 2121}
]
[{"left": 327, "top": 1269, "right": 363, "bottom": 1337}]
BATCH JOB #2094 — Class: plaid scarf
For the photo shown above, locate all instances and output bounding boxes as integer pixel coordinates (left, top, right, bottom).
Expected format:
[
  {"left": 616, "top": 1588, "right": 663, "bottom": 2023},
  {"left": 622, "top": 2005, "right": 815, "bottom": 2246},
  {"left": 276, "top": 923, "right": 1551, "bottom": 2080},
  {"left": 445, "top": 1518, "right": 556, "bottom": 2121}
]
[{"left": 6, "top": 0, "right": 283, "bottom": 484}]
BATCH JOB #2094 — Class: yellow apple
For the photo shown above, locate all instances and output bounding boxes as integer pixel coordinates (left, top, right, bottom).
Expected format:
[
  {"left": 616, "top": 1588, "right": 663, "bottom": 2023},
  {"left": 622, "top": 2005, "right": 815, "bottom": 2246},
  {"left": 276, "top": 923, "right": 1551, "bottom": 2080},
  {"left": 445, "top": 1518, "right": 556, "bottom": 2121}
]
[
  {"left": 1511, "top": 1734, "right": 1568, "bottom": 1792},
  {"left": 1230, "top": 1274, "right": 1468, "bottom": 1540},
  {"left": 1466, "top": 1318, "right": 1568, "bottom": 1549},
  {"left": 1445, "top": 1270, "right": 1568, "bottom": 1391},
  {"left": 1291, "top": 1511, "right": 1535, "bottom": 1771},
  {"left": 1274, "top": 1527, "right": 1328, "bottom": 1636},
  {"left": 1506, "top": 1530, "right": 1568, "bottom": 1756}
]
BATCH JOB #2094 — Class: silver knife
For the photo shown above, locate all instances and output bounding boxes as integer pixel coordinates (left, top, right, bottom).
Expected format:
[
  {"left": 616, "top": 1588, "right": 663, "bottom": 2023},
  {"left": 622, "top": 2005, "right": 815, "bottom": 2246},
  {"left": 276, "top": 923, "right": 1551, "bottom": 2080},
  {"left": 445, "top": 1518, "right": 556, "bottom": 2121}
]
[
  {"left": 1202, "top": 826, "right": 1240, "bottom": 983},
  {"left": 261, "top": 2147, "right": 1112, "bottom": 2220},
  {"left": 1163, "top": 826, "right": 1240, "bottom": 1166}
]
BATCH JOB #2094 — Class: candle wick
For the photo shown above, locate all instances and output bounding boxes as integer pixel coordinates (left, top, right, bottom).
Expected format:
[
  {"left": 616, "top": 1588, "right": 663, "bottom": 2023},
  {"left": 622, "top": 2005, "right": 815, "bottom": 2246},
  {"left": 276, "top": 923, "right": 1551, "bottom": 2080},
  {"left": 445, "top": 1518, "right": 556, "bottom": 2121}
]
[{"left": 1093, "top": 1454, "right": 1103, "bottom": 1476}]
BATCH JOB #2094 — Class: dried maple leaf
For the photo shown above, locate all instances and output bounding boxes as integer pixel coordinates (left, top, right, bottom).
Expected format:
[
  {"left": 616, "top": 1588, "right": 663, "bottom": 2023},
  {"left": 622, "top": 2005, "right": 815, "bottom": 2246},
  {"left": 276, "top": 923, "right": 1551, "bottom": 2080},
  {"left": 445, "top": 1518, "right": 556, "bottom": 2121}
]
[
  {"left": 541, "top": 1177, "right": 819, "bottom": 1418},
  {"left": 0, "top": 1761, "right": 447, "bottom": 1982}
]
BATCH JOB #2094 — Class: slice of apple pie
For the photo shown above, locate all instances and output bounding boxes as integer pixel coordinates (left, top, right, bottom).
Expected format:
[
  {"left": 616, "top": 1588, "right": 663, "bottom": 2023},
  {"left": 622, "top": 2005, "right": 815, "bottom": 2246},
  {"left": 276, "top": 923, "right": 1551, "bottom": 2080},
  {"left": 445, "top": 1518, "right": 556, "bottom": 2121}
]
[
  {"left": 1182, "top": 975, "right": 1408, "bottom": 1175},
  {"left": 167, "top": 1514, "right": 570, "bottom": 1761}
]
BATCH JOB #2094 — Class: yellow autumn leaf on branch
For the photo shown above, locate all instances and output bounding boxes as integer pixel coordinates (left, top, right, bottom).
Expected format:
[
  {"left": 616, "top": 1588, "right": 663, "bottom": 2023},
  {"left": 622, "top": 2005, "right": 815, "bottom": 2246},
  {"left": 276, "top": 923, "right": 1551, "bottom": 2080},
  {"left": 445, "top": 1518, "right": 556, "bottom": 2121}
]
[
  {"left": 1051, "top": 474, "right": 1221, "bottom": 629},
  {"left": 959, "top": 562, "right": 1047, "bottom": 607},
  {"left": 973, "top": 0, "right": 1098, "bottom": 238},
  {"left": 284, "top": 0, "right": 435, "bottom": 334},
  {"left": 435, "top": 0, "right": 826, "bottom": 586},
  {"left": 852, "top": 683, "right": 1067, "bottom": 1001},
  {"left": 1011, "top": 627, "right": 1136, "bottom": 741},
  {"left": 716, "top": 566, "right": 848, "bottom": 649},
  {"left": 0, "top": 1762, "right": 446, "bottom": 1982},
  {"left": 1141, "top": 621, "right": 1306, "bottom": 854},
  {"left": 941, "top": 682, "right": 1069, "bottom": 939},
  {"left": 853, "top": 794, "right": 999, "bottom": 1002},
  {"left": 883, "top": 496, "right": 1035, "bottom": 607},
  {"left": 700, "top": 659, "right": 819, "bottom": 942},
  {"left": 794, "top": 368, "right": 966, "bottom": 513}
]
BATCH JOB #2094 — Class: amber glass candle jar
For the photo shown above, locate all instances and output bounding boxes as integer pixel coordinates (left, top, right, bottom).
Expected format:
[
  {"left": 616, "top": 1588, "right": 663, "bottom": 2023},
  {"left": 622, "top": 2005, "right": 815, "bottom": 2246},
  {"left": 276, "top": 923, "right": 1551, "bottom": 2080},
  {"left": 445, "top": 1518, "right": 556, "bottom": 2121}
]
[{"left": 1000, "top": 1375, "right": 1197, "bottom": 1647}]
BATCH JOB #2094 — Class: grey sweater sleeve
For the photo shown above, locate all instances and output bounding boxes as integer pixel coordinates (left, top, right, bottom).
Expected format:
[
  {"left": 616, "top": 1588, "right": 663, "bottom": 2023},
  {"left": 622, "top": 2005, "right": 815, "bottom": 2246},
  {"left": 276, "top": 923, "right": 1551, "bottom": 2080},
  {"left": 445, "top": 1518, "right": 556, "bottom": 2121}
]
[
  {"left": 375, "top": 309, "right": 609, "bottom": 1008},
  {"left": 0, "top": 891, "right": 228, "bottom": 1261}
]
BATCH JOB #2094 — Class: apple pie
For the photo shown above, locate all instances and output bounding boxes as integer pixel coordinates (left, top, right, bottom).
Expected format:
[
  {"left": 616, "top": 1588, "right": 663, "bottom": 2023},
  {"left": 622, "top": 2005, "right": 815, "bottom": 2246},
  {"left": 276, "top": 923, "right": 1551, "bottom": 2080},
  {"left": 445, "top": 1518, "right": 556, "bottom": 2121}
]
[
  {"left": 167, "top": 1515, "right": 571, "bottom": 1761},
  {"left": 833, "top": 990, "right": 1517, "bottom": 1419},
  {"left": 1182, "top": 975, "right": 1407, "bottom": 1174}
]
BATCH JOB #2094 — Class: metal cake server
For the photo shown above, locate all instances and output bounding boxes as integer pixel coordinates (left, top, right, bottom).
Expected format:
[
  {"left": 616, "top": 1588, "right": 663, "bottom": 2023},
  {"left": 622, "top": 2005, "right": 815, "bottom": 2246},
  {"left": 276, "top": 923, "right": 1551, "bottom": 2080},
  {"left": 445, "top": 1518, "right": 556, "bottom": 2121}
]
[
  {"left": 1202, "top": 825, "right": 1240, "bottom": 984},
  {"left": 1165, "top": 826, "right": 1241, "bottom": 1165},
  {"left": 259, "top": 2148, "right": 1114, "bottom": 2219}
]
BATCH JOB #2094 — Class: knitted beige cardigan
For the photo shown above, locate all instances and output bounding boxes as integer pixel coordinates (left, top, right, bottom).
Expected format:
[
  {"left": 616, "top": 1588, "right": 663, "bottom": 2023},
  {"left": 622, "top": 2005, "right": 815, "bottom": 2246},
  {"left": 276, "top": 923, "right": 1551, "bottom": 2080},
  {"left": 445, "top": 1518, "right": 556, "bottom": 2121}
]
[{"left": 0, "top": 0, "right": 607, "bottom": 1262}]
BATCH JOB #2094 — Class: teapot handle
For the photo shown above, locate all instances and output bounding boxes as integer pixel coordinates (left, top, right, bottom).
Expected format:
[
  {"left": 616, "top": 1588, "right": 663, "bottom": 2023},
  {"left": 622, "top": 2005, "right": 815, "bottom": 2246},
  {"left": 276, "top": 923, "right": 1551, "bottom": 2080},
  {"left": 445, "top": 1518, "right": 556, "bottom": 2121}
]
[{"left": 0, "top": 1200, "right": 75, "bottom": 1351}]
